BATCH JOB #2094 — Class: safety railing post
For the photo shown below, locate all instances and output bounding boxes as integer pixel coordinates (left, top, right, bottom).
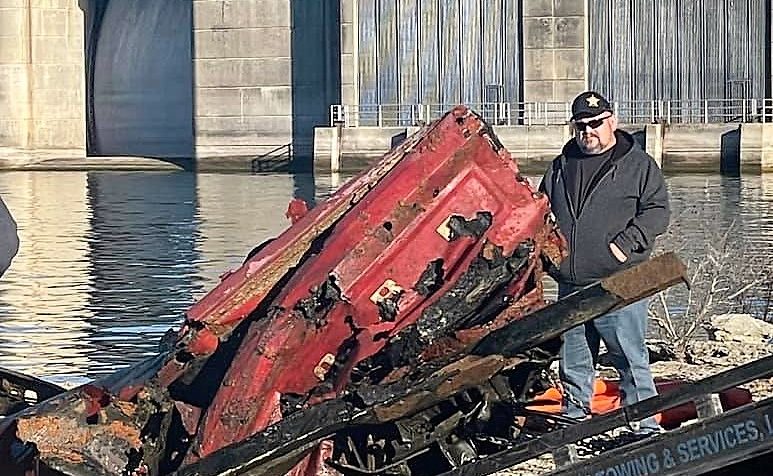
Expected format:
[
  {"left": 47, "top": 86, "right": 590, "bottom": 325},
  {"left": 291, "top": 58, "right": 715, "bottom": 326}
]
[
  {"left": 527, "top": 103, "right": 532, "bottom": 126},
  {"left": 704, "top": 100, "right": 709, "bottom": 123},
  {"left": 378, "top": 105, "right": 383, "bottom": 127},
  {"left": 651, "top": 100, "right": 656, "bottom": 123}
]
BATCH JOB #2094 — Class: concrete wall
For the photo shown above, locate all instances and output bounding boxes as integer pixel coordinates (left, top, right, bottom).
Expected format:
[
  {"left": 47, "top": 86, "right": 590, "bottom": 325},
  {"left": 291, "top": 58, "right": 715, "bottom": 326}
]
[
  {"left": 313, "top": 123, "right": 745, "bottom": 174},
  {"left": 661, "top": 123, "right": 740, "bottom": 172},
  {"left": 509, "top": 0, "right": 587, "bottom": 104},
  {"left": 0, "top": 0, "right": 29, "bottom": 147},
  {"left": 740, "top": 123, "right": 773, "bottom": 173},
  {"left": 314, "top": 124, "right": 574, "bottom": 173},
  {"left": 192, "top": 0, "right": 293, "bottom": 160},
  {"left": 493, "top": 124, "right": 572, "bottom": 169},
  {"left": 192, "top": 0, "right": 340, "bottom": 165},
  {"left": 0, "top": 0, "right": 85, "bottom": 149},
  {"left": 314, "top": 125, "right": 405, "bottom": 172}
]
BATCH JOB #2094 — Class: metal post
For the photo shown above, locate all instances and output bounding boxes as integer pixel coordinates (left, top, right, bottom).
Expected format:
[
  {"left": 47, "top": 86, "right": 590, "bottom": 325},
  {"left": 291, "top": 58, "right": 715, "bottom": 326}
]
[
  {"left": 330, "top": 125, "right": 341, "bottom": 173},
  {"left": 666, "top": 101, "right": 671, "bottom": 124},
  {"left": 704, "top": 100, "right": 709, "bottom": 123},
  {"left": 553, "top": 444, "right": 579, "bottom": 468},
  {"left": 695, "top": 394, "right": 724, "bottom": 419},
  {"left": 378, "top": 105, "right": 383, "bottom": 127},
  {"left": 329, "top": 105, "right": 335, "bottom": 126},
  {"left": 527, "top": 103, "right": 532, "bottom": 126},
  {"left": 742, "top": 99, "right": 747, "bottom": 122},
  {"left": 410, "top": 104, "right": 415, "bottom": 125},
  {"left": 650, "top": 100, "right": 655, "bottom": 124},
  {"left": 505, "top": 102, "right": 511, "bottom": 126}
]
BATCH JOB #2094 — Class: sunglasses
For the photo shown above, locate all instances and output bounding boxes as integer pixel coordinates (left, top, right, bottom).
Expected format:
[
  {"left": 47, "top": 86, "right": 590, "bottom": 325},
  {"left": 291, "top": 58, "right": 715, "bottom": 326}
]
[{"left": 572, "top": 114, "right": 612, "bottom": 132}]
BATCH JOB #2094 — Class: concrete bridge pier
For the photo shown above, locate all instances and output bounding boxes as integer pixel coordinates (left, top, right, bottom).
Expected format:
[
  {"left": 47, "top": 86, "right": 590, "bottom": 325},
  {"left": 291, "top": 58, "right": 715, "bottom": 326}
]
[{"left": 0, "top": 0, "right": 86, "bottom": 151}]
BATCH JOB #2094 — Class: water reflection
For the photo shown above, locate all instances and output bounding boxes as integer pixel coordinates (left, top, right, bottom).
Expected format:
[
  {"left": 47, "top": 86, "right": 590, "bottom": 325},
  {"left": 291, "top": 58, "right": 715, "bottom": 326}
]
[
  {"left": 0, "top": 173, "right": 95, "bottom": 386},
  {"left": 0, "top": 171, "right": 769, "bottom": 386},
  {"left": 194, "top": 173, "right": 296, "bottom": 285},
  {"left": 84, "top": 172, "right": 201, "bottom": 385}
]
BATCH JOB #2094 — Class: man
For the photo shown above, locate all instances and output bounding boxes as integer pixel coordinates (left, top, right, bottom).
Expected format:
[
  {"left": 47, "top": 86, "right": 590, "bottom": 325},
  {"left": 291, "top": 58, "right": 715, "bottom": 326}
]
[
  {"left": 0, "top": 195, "right": 18, "bottom": 278},
  {"left": 539, "top": 91, "right": 670, "bottom": 434}
]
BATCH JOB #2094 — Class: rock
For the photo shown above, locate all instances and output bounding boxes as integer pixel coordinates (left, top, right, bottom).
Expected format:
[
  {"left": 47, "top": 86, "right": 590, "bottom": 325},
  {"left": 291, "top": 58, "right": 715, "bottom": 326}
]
[{"left": 704, "top": 313, "right": 773, "bottom": 344}]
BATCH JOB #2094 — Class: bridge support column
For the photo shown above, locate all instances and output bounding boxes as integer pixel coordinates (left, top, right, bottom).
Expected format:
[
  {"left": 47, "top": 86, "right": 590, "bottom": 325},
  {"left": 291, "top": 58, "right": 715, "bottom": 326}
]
[
  {"left": 192, "top": 0, "right": 294, "bottom": 168},
  {"left": 0, "top": 1, "right": 85, "bottom": 150}
]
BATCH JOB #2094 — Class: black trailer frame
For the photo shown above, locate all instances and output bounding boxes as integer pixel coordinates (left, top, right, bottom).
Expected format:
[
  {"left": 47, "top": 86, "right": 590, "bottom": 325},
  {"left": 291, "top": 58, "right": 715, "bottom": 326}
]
[{"left": 438, "top": 354, "right": 773, "bottom": 476}]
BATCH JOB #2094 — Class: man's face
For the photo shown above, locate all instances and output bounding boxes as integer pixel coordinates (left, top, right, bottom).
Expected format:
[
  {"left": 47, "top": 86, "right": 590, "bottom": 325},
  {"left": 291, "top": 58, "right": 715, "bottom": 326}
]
[{"left": 572, "top": 112, "right": 617, "bottom": 154}]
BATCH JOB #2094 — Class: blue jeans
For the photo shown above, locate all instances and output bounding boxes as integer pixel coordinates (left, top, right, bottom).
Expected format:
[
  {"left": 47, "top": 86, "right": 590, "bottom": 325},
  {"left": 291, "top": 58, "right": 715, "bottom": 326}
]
[{"left": 558, "top": 284, "right": 661, "bottom": 433}]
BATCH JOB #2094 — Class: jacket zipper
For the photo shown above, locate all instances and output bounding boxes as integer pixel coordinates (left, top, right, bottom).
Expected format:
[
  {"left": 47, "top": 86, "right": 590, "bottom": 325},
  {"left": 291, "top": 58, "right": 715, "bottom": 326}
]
[
  {"left": 559, "top": 161, "right": 616, "bottom": 283},
  {"left": 582, "top": 164, "right": 617, "bottom": 213},
  {"left": 558, "top": 166, "right": 578, "bottom": 282}
]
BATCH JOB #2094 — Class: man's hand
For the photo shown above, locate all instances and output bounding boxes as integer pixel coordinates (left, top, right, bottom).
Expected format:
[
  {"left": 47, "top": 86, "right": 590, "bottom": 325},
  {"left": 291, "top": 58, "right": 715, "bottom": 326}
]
[{"left": 609, "top": 242, "right": 628, "bottom": 263}]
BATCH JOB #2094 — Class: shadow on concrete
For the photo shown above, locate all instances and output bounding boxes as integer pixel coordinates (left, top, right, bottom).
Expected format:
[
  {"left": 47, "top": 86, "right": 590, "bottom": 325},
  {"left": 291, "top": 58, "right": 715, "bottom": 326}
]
[
  {"left": 84, "top": 0, "right": 195, "bottom": 163},
  {"left": 720, "top": 127, "right": 741, "bottom": 176},
  {"left": 290, "top": 0, "right": 341, "bottom": 173},
  {"left": 390, "top": 131, "right": 408, "bottom": 149}
]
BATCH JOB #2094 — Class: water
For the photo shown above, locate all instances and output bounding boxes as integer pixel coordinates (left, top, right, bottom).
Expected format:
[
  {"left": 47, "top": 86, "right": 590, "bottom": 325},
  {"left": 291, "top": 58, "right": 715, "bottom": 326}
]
[{"left": 0, "top": 171, "right": 770, "bottom": 386}]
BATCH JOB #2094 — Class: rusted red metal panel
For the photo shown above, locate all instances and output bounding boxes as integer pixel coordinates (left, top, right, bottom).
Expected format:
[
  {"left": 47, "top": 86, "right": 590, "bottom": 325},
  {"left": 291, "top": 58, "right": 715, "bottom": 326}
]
[
  {"left": 0, "top": 106, "right": 565, "bottom": 476},
  {"left": 188, "top": 107, "right": 560, "bottom": 459}
]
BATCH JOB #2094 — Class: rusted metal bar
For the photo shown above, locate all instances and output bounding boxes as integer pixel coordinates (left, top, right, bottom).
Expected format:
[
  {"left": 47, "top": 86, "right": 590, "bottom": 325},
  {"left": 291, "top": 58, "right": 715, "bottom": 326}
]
[
  {"left": 550, "top": 396, "right": 773, "bottom": 476},
  {"left": 173, "top": 254, "right": 687, "bottom": 476},
  {"left": 436, "top": 354, "right": 773, "bottom": 476},
  {"left": 473, "top": 252, "right": 687, "bottom": 357}
]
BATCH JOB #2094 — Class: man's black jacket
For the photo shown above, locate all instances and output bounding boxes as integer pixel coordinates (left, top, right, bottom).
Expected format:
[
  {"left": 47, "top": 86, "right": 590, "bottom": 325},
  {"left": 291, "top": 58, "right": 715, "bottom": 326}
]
[{"left": 539, "top": 130, "right": 670, "bottom": 286}]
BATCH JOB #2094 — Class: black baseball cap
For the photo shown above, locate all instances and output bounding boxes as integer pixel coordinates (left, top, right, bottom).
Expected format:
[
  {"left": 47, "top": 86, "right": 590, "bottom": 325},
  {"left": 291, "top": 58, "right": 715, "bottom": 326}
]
[{"left": 570, "top": 91, "right": 613, "bottom": 121}]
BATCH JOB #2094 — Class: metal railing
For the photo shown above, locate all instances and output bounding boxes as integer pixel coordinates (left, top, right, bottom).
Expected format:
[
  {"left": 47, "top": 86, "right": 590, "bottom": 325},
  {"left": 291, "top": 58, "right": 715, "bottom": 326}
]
[
  {"left": 251, "top": 143, "right": 292, "bottom": 172},
  {"left": 330, "top": 98, "right": 773, "bottom": 128}
]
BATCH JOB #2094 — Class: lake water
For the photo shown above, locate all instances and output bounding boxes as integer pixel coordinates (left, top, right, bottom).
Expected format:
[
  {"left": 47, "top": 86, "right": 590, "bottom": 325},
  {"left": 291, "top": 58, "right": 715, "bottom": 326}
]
[{"left": 0, "top": 171, "right": 770, "bottom": 387}]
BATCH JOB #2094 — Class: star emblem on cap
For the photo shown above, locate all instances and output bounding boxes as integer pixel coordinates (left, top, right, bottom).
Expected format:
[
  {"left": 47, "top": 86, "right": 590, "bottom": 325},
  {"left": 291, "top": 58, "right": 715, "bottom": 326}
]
[{"left": 586, "top": 95, "right": 600, "bottom": 107}]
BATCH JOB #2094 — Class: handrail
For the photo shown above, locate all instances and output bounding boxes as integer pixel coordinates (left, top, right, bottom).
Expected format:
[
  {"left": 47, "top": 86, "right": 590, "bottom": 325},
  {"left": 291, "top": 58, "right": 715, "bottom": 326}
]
[
  {"left": 251, "top": 143, "right": 292, "bottom": 172},
  {"left": 330, "top": 99, "right": 773, "bottom": 128}
]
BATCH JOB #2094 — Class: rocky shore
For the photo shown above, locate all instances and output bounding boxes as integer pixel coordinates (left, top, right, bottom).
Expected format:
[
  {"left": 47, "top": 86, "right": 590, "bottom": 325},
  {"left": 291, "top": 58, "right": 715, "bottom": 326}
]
[{"left": 498, "top": 314, "right": 773, "bottom": 476}]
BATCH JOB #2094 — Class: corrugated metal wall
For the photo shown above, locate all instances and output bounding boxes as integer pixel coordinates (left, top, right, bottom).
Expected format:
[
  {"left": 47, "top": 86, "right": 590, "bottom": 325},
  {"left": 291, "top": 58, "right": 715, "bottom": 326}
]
[
  {"left": 358, "top": 0, "right": 522, "bottom": 109},
  {"left": 589, "top": 0, "right": 768, "bottom": 104}
]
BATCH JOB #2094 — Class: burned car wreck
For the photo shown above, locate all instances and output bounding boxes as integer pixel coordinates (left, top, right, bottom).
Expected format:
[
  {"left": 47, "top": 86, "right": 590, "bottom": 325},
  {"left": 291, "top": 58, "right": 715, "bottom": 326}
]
[{"left": 0, "top": 106, "right": 688, "bottom": 476}]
